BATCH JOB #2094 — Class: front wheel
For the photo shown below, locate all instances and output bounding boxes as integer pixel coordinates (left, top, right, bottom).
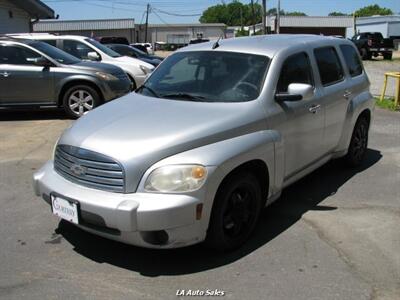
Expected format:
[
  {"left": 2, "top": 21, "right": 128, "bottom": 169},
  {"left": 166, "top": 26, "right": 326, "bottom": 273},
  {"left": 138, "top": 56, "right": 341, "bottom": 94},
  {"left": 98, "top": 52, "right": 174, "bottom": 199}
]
[
  {"left": 63, "top": 85, "right": 101, "bottom": 119},
  {"left": 205, "top": 172, "right": 262, "bottom": 252},
  {"left": 345, "top": 117, "right": 369, "bottom": 167}
]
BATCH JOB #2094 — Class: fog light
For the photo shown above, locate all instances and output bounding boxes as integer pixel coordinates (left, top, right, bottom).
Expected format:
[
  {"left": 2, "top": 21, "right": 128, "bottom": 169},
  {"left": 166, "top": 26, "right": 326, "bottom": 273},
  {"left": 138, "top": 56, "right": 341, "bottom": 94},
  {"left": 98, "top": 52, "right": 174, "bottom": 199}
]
[{"left": 140, "top": 230, "right": 169, "bottom": 245}]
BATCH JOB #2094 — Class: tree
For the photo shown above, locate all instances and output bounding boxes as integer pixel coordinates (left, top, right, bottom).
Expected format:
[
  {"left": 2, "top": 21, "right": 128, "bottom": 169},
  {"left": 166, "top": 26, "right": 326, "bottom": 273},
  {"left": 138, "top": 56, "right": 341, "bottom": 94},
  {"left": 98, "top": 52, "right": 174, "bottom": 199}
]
[
  {"left": 354, "top": 4, "right": 393, "bottom": 17},
  {"left": 199, "top": 1, "right": 263, "bottom": 26},
  {"left": 267, "top": 8, "right": 285, "bottom": 15},
  {"left": 329, "top": 11, "right": 349, "bottom": 16},
  {"left": 286, "top": 11, "right": 307, "bottom": 16}
]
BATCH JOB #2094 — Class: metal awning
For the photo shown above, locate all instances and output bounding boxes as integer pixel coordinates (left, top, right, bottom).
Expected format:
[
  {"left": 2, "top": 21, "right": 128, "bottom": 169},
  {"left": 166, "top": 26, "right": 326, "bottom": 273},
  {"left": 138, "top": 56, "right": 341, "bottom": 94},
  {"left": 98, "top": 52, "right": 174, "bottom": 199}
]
[{"left": 13, "top": 0, "right": 55, "bottom": 19}]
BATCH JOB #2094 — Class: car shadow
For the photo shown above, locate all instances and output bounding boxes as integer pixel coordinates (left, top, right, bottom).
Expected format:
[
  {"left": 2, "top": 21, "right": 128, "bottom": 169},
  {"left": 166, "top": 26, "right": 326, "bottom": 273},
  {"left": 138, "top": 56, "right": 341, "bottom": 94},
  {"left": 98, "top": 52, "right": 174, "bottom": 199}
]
[
  {"left": 55, "top": 149, "right": 382, "bottom": 276},
  {"left": 0, "top": 108, "right": 68, "bottom": 121}
]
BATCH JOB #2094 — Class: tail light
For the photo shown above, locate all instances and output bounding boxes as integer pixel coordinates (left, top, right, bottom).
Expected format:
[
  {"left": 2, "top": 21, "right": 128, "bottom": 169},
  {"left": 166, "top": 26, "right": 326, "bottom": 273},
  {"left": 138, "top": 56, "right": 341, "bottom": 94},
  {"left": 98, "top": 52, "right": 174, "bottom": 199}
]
[{"left": 367, "top": 39, "right": 372, "bottom": 46}]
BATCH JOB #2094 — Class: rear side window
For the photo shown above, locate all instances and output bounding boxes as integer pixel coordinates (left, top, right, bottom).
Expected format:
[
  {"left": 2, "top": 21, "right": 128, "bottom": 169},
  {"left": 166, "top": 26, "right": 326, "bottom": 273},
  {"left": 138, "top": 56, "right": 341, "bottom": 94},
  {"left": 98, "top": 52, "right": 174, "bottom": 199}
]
[
  {"left": 340, "top": 45, "right": 362, "bottom": 77},
  {"left": 277, "top": 52, "right": 313, "bottom": 93},
  {"left": 314, "top": 47, "right": 344, "bottom": 86}
]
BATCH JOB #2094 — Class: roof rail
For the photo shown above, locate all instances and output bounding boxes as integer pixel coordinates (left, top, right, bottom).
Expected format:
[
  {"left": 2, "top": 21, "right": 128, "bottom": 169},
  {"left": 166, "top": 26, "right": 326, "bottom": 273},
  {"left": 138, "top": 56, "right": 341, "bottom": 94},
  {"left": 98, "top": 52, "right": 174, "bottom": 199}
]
[{"left": 6, "top": 32, "right": 58, "bottom": 36}]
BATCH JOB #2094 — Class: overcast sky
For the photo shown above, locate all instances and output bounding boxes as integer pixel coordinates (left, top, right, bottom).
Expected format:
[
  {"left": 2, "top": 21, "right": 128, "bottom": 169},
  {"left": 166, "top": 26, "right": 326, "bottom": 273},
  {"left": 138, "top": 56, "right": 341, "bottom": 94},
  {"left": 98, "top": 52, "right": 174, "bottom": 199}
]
[{"left": 42, "top": 0, "right": 400, "bottom": 23}]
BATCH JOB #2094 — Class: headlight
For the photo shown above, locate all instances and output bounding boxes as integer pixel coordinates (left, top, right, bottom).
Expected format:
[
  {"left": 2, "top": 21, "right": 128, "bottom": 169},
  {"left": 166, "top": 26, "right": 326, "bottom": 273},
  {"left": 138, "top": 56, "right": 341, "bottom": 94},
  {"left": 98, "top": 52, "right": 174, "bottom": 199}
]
[
  {"left": 95, "top": 71, "right": 118, "bottom": 81},
  {"left": 144, "top": 165, "right": 207, "bottom": 193},
  {"left": 140, "top": 65, "right": 152, "bottom": 75}
]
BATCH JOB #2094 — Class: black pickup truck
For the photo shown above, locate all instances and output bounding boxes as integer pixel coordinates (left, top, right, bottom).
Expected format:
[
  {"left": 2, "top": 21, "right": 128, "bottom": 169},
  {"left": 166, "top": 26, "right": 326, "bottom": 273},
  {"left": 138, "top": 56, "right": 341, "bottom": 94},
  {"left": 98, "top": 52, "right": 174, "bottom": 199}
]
[{"left": 351, "top": 32, "right": 394, "bottom": 60}]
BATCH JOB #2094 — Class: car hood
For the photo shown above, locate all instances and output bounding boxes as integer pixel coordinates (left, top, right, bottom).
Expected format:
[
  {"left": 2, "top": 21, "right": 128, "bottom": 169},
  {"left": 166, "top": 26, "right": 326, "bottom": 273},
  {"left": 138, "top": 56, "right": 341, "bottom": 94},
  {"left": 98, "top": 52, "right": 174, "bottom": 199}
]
[
  {"left": 58, "top": 93, "right": 266, "bottom": 192},
  {"left": 114, "top": 55, "right": 154, "bottom": 69},
  {"left": 69, "top": 61, "right": 123, "bottom": 74}
]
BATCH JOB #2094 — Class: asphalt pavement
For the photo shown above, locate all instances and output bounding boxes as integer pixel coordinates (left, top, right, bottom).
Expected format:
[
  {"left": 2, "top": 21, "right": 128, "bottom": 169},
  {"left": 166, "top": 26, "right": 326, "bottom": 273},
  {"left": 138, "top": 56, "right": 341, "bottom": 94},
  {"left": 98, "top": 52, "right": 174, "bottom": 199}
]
[{"left": 0, "top": 107, "right": 399, "bottom": 300}]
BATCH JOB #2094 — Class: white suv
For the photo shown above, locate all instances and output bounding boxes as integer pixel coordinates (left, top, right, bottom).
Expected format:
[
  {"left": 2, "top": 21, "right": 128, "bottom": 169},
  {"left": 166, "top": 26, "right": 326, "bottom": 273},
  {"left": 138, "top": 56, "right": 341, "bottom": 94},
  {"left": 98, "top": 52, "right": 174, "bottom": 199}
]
[{"left": 9, "top": 34, "right": 154, "bottom": 89}]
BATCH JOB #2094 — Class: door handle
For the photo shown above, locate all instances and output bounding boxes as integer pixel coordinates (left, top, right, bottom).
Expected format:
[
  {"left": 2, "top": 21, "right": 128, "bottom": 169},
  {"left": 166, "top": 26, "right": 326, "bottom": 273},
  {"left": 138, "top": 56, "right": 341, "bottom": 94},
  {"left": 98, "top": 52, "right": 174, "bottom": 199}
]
[
  {"left": 344, "top": 90, "right": 352, "bottom": 99},
  {"left": 309, "top": 104, "right": 321, "bottom": 114},
  {"left": 1, "top": 71, "right": 10, "bottom": 78}
]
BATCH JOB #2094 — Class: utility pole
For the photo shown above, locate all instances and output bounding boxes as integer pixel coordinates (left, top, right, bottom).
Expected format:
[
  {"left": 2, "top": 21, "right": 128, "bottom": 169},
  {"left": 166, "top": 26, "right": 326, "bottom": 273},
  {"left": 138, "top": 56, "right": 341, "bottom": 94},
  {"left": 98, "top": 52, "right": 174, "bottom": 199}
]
[
  {"left": 251, "top": 0, "right": 256, "bottom": 35},
  {"left": 353, "top": 11, "right": 357, "bottom": 35},
  {"left": 144, "top": 3, "right": 150, "bottom": 43},
  {"left": 240, "top": 6, "right": 243, "bottom": 30},
  {"left": 277, "top": 0, "right": 280, "bottom": 34},
  {"left": 262, "top": 0, "right": 267, "bottom": 34}
]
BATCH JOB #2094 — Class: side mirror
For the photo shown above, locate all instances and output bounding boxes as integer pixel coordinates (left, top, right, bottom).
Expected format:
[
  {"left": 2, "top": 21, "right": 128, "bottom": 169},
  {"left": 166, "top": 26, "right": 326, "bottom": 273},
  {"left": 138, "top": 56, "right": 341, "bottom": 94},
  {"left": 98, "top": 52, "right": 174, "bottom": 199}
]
[
  {"left": 87, "top": 52, "right": 101, "bottom": 61},
  {"left": 275, "top": 83, "right": 314, "bottom": 102},
  {"left": 29, "top": 57, "right": 53, "bottom": 68}
]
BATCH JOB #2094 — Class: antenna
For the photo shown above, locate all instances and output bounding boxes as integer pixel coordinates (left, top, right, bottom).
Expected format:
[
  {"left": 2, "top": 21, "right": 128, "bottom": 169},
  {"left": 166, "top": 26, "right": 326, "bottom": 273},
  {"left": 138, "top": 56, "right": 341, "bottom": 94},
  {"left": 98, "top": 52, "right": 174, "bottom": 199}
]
[{"left": 212, "top": 36, "right": 222, "bottom": 49}]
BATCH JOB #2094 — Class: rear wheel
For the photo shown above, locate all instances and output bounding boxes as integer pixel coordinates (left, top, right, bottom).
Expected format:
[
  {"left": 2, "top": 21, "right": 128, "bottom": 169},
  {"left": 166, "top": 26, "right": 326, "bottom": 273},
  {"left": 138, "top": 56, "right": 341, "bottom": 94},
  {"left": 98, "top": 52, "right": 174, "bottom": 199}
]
[
  {"left": 205, "top": 172, "right": 262, "bottom": 252},
  {"left": 383, "top": 52, "right": 392, "bottom": 60},
  {"left": 345, "top": 116, "right": 369, "bottom": 167},
  {"left": 63, "top": 85, "right": 101, "bottom": 119}
]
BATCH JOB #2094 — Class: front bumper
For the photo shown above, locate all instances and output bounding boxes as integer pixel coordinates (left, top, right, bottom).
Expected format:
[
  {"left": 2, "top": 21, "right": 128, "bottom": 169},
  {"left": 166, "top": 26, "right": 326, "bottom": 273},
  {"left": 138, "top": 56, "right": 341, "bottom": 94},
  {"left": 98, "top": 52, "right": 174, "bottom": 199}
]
[{"left": 33, "top": 161, "right": 206, "bottom": 248}]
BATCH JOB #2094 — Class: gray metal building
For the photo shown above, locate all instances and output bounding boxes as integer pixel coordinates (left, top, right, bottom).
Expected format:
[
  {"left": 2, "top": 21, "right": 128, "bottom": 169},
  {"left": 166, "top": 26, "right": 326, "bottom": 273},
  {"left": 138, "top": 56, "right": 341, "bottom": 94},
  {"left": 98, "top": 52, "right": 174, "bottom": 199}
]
[
  {"left": 346, "top": 15, "right": 400, "bottom": 39},
  {"left": 34, "top": 18, "right": 137, "bottom": 43},
  {"left": 0, "top": 0, "right": 55, "bottom": 34},
  {"left": 34, "top": 19, "right": 226, "bottom": 45},
  {"left": 137, "top": 23, "right": 226, "bottom": 45}
]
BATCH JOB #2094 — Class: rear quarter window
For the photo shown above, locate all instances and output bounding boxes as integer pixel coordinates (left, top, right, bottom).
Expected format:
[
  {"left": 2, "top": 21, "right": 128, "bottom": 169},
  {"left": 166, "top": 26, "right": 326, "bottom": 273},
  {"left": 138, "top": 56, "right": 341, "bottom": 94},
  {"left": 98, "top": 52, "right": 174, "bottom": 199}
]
[
  {"left": 340, "top": 45, "right": 363, "bottom": 77},
  {"left": 314, "top": 47, "right": 344, "bottom": 86}
]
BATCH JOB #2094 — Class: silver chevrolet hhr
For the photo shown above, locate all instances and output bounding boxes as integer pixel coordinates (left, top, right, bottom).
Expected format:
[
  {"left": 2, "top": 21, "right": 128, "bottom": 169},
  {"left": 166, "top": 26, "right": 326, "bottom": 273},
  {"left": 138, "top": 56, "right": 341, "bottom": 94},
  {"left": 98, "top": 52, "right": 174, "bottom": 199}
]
[{"left": 33, "top": 35, "right": 374, "bottom": 251}]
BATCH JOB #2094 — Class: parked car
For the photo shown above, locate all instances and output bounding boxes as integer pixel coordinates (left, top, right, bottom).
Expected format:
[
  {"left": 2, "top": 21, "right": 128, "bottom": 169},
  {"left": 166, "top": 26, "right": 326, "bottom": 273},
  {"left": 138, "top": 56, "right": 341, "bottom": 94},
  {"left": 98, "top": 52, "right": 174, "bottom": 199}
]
[
  {"left": 131, "top": 42, "right": 154, "bottom": 55},
  {"left": 33, "top": 35, "right": 374, "bottom": 251},
  {"left": 105, "top": 44, "right": 163, "bottom": 67},
  {"left": 95, "top": 36, "right": 129, "bottom": 45},
  {"left": 9, "top": 34, "right": 154, "bottom": 89},
  {"left": 0, "top": 37, "right": 131, "bottom": 118},
  {"left": 351, "top": 32, "right": 394, "bottom": 60}
]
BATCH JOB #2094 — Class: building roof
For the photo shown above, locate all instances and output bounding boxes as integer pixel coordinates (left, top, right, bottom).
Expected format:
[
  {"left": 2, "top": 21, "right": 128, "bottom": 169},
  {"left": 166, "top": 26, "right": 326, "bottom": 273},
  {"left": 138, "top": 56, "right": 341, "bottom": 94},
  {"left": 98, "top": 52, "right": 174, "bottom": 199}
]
[
  {"left": 14, "top": 0, "right": 55, "bottom": 19},
  {"left": 356, "top": 15, "right": 400, "bottom": 25},
  {"left": 269, "top": 15, "right": 353, "bottom": 28},
  {"left": 34, "top": 18, "right": 135, "bottom": 32},
  {"left": 147, "top": 23, "right": 226, "bottom": 28}
]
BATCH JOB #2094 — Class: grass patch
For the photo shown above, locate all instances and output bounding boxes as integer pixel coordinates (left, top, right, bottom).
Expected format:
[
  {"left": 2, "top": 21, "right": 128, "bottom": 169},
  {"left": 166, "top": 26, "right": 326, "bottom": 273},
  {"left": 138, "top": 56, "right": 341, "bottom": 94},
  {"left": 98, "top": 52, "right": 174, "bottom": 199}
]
[{"left": 374, "top": 97, "right": 399, "bottom": 111}]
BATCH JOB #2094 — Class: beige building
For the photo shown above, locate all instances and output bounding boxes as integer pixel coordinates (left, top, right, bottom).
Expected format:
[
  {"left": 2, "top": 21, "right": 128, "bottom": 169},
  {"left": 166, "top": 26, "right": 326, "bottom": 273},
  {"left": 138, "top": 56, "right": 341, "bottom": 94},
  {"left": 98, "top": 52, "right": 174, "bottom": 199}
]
[{"left": 0, "top": 0, "right": 54, "bottom": 34}]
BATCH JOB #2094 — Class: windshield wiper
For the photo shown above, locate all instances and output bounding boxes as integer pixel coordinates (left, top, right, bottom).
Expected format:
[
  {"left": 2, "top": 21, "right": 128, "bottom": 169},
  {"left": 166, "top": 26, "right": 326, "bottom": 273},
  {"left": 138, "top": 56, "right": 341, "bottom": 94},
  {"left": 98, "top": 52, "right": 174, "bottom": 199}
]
[
  {"left": 138, "top": 85, "right": 159, "bottom": 98},
  {"left": 160, "top": 92, "right": 206, "bottom": 101}
]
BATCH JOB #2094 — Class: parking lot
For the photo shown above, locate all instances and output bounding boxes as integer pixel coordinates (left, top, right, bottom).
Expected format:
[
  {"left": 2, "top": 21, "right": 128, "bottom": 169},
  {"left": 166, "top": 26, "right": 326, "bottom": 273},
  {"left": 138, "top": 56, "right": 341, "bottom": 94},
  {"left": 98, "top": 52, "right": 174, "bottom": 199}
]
[{"left": 0, "top": 59, "right": 399, "bottom": 300}]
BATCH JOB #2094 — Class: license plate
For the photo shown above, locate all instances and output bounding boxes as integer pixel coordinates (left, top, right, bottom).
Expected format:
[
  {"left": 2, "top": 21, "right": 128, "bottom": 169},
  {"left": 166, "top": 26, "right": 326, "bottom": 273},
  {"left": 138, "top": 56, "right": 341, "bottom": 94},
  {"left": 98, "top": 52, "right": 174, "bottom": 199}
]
[
  {"left": 51, "top": 195, "right": 79, "bottom": 224},
  {"left": 380, "top": 48, "right": 387, "bottom": 51}
]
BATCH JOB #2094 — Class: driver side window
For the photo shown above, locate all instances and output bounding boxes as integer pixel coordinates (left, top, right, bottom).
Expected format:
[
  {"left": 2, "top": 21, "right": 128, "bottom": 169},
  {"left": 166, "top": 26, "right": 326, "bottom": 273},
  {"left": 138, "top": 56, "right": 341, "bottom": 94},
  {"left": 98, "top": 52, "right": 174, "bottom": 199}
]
[
  {"left": 63, "top": 40, "right": 93, "bottom": 60},
  {"left": 277, "top": 52, "right": 313, "bottom": 93},
  {"left": 0, "top": 45, "right": 41, "bottom": 65}
]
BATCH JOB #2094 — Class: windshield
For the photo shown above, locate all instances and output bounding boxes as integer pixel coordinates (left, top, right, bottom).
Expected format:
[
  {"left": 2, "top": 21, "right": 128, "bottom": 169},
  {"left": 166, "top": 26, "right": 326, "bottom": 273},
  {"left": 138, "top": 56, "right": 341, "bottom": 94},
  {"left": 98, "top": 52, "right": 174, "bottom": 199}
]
[
  {"left": 85, "top": 39, "right": 121, "bottom": 58},
  {"left": 30, "top": 41, "right": 80, "bottom": 65},
  {"left": 137, "top": 51, "right": 269, "bottom": 102}
]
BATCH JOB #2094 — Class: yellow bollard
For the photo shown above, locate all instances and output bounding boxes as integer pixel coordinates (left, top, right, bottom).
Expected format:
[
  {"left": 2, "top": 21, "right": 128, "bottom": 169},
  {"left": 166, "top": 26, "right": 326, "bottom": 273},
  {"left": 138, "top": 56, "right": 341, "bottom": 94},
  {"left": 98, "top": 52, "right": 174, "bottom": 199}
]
[
  {"left": 380, "top": 74, "right": 388, "bottom": 102},
  {"left": 380, "top": 72, "right": 400, "bottom": 108}
]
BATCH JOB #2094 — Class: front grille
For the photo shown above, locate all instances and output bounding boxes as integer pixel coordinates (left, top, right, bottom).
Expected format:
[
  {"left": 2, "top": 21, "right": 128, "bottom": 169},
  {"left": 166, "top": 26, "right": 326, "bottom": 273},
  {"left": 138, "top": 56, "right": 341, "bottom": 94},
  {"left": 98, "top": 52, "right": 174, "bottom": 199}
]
[{"left": 54, "top": 145, "right": 125, "bottom": 193}]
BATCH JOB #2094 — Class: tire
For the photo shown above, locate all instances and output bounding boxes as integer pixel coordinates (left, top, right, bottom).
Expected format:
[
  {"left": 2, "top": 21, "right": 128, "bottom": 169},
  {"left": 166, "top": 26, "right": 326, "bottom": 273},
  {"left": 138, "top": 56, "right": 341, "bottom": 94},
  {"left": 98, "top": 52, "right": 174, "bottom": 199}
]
[
  {"left": 205, "top": 172, "right": 263, "bottom": 252},
  {"left": 63, "top": 85, "right": 101, "bottom": 119},
  {"left": 127, "top": 74, "right": 137, "bottom": 91},
  {"left": 360, "top": 48, "right": 370, "bottom": 60},
  {"left": 345, "top": 116, "right": 369, "bottom": 167},
  {"left": 383, "top": 52, "right": 392, "bottom": 60}
]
